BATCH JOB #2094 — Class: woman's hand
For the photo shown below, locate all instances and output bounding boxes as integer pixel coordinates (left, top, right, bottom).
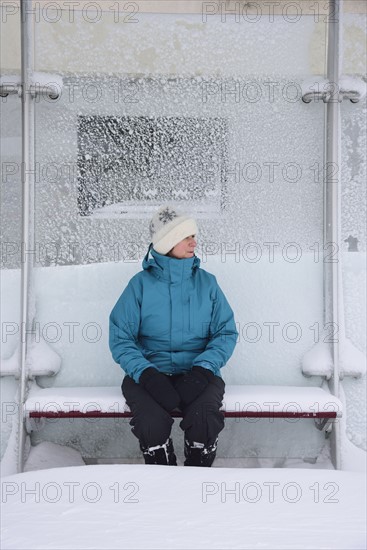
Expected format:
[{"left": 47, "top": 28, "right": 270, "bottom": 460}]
[
  {"left": 175, "top": 366, "right": 215, "bottom": 407},
  {"left": 139, "top": 367, "right": 180, "bottom": 412}
]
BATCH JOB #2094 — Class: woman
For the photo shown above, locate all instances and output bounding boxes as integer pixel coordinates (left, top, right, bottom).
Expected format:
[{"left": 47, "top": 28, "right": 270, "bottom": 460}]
[{"left": 109, "top": 205, "right": 238, "bottom": 466}]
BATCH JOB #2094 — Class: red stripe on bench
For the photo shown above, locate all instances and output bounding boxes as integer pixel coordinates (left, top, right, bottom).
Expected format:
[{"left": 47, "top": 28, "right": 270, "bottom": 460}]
[{"left": 28, "top": 410, "right": 338, "bottom": 419}]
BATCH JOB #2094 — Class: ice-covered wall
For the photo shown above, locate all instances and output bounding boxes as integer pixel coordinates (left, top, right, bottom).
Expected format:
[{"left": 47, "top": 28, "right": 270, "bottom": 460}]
[
  {"left": 0, "top": 258, "right": 330, "bottom": 460},
  {"left": 1, "top": 256, "right": 324, "bottom": 387},
  {"left": 1, "top": 11, "right": 366, "bottom": 267},
  {"left": 1, "top": 73, "right": 329, "bottom": 269},
  {"left": 0, "top": 10, "right": 331, "bottom": 270}
]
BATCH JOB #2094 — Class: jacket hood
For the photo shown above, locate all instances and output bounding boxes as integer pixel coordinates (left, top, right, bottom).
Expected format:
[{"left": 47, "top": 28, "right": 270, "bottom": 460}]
[{"left": 142, "top": 243, "right": 201, "bottom": 282}]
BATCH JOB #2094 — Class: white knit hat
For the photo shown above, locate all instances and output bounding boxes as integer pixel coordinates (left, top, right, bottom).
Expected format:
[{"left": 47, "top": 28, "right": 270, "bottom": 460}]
[{"left": 149, "top": 205, "right": 198, "bottom": 255}]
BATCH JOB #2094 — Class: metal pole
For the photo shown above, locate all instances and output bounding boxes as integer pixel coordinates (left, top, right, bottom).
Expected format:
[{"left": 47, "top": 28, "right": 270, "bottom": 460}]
[
  {"left": 17, "top": 0, "right": 36, "bottom": 473},
  {"left": 324, "top": 0, "right": 342, "bottom": 469}
]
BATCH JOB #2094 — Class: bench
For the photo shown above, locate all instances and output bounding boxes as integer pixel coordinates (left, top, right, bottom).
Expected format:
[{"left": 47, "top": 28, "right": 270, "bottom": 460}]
[{"left": 25, "top": 384, "right": 342, "bottom": 433}]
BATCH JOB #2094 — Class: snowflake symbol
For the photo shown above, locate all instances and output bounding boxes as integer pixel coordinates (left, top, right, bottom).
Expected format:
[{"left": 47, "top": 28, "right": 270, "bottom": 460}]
[{"left": 159, "top": 207, "right": 178, "bottom": 225}]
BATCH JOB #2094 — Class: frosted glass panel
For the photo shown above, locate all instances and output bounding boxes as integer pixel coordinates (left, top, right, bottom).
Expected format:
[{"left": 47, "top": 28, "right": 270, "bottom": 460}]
[
  {"left": 26, "top": 8, "right": 329, "bottom": 389},
  {"left": 341, "top": 96, "right": 367, "bottom": 451},
  {"left": 31, "top": 10, "right": 328, "bottom": 262},
  {"left": 340, "top": 12, "right": 367, "bottom": 452},
  {"left": 0, "top": 95, "right": 22, "bottom": 270},
  {"left": 0, "top": 92, "right": 21, "bottom": 459}
]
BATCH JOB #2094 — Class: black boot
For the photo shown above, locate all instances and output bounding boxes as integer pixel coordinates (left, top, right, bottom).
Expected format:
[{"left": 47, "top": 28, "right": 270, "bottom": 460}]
[
  {"left": 184, "top": 438, "right": 218, "bottom": 467},
  {"left": 141, "top": 437, "right": 177, "bottom": 465}
]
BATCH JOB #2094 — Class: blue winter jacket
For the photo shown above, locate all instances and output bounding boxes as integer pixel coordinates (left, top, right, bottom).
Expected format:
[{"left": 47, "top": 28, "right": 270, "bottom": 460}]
[{"left": 109, "top": 244, "right": 238, "bottom": 383}]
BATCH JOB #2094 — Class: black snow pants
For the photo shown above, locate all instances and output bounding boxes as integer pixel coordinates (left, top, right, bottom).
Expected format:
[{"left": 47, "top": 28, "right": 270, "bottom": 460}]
[{"left": 121, "top": 373, "right": 225, "bottom": 449}]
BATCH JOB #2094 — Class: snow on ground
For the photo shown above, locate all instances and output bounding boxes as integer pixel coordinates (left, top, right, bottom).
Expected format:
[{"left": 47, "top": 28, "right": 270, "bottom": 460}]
[
  {"left": 21, "top": 441, "right": 337, "bottom": 472},
  {"left": 24, "top": 442, "right": 85, "bottom": 473},
  {"left": 1, "top": 463, "right": 366, "bottom": 550}
]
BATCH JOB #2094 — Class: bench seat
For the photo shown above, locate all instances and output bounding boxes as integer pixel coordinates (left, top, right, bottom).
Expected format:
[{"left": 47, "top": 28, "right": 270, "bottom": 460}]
[{"left": 25, "top": 385, "right": 342, "bottom": 421}]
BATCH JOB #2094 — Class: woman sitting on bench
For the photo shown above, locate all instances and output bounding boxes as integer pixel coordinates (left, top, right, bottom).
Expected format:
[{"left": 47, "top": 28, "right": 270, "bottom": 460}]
[{"left": 109, "top": 205, "right": 238, "bottom": 466}]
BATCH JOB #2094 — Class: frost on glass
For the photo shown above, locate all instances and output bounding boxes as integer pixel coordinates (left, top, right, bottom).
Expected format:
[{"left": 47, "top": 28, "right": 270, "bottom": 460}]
[
  {"left": 341, "top": 99, "right": 367, "bottom": 452},
  {"left": 27, "top": 8, "right": 328, "bottom": 266},
  {"left": 0, "top": 92, "right": 21, "bottom": 459},
  {"left": 341, "top": 101, "right": 367, "bottom": 253},
  {"left": 77, "top": 115, "right": 228, "bottom": 217},
  {"left": 29, "top": 73, "right": 325, "bottom": 267},
  {"left": 0, "top": 93, "right": 22, "bottom": 270}
]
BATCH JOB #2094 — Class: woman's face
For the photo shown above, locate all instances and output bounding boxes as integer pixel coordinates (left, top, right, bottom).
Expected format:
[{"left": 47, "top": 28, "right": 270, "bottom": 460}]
[{"left": 168, "top": 235, "right": 197, "bottom": 259}]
